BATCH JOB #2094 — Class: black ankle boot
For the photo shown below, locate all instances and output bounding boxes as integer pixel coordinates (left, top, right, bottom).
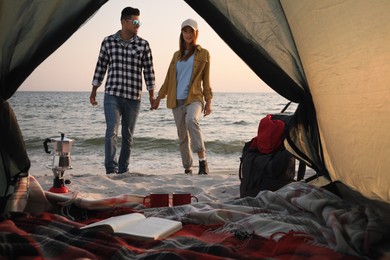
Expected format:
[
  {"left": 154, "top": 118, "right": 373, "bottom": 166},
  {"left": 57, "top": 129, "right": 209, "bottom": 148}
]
[{"left": 198, "top": 160, "right": 209, "bottom": 175}]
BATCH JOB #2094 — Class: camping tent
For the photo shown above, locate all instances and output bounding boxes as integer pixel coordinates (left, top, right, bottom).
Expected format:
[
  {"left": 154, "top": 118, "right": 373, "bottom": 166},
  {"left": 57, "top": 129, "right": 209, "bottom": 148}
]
[
  {"left": 1, "top": 1, "right": 389, "bottom": 258},
  {"left": 1, "top": 0, "right": 389, "bottom": 209}
]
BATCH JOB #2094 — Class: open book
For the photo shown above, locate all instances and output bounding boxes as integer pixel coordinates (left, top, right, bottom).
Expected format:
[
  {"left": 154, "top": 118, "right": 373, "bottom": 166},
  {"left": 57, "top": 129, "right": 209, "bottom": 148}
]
[{"left": 80, "top": 213, "right": 182, "bottom": 241}]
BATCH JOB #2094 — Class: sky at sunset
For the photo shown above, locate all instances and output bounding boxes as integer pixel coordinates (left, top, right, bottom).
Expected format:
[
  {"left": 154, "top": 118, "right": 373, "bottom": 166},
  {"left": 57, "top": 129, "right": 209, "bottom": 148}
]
[{"left": 19, "top": 0, "right": 272, "bottom": 93}]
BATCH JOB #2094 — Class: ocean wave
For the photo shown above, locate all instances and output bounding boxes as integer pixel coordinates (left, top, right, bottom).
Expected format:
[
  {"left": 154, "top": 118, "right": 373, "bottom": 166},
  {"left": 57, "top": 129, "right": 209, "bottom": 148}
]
[
  {"left": 25, "top": 136, "right": 244, "bottom": 156},
  {"left": 135, "top": 137, "right": 244, "bottom": 155},
  {"left": 232, "top": 120, "right": 249, "bottom": 125}
]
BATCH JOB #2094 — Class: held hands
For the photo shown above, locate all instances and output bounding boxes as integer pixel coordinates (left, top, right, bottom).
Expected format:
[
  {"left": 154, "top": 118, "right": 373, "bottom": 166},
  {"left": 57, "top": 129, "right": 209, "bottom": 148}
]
[{"left": 151, "top": 97, "right": 161, "bottom": 110}]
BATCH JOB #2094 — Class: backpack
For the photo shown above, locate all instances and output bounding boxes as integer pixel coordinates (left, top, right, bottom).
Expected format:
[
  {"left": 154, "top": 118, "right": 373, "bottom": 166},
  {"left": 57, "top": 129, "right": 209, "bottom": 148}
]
[
  {"left": 239, "top": 139, "right": 296, "bottom": 197},
  {"left": 239, "top": 112, "right": 303, "bottom": 198}
]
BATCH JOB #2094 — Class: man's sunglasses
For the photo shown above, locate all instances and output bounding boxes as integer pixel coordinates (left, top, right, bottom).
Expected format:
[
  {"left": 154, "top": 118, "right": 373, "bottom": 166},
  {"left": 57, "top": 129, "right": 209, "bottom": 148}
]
[{"left": 127, "top": 19, "right": 142, "bottom": 26}]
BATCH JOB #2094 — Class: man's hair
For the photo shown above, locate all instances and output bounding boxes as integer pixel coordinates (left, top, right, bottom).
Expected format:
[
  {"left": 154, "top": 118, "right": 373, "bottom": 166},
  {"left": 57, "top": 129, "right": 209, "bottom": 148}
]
[{"left": 121, "top": 7, "right": 140, "bottom": 20}]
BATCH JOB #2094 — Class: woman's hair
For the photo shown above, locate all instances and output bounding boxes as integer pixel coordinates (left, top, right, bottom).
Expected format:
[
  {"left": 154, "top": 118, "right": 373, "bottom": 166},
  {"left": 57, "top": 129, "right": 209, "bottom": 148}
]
[{"left": 179, "top": 28, "right": 198, "bottom": 61}]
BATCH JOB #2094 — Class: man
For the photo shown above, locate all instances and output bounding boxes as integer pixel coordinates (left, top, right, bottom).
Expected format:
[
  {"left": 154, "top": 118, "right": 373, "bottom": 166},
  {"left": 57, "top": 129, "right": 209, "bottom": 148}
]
[{"left": 89, "top": 7, "right": 155, "bottom": 175}]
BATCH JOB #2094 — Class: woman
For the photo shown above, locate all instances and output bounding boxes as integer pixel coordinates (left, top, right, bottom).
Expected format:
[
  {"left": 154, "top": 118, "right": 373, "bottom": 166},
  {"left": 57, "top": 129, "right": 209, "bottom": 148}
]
[{"left": 152, "top": 18, "right": 213, "bottom": 175}]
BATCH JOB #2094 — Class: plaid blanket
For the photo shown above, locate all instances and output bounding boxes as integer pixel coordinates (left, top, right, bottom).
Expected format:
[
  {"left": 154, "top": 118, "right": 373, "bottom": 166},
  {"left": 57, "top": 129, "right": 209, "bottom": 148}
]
[
  {"left": 0, "top": 181, "right": 388, "bottom": 259},
  {"left": 0, "top": 211, "right": 358, "bottom": 259}
]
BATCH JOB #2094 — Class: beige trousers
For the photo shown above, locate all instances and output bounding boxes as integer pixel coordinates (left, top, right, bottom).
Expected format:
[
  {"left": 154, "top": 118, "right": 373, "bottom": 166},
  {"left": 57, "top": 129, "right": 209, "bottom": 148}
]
[{"left": 172, "top": 100, "right": 205, "bottom": 170}]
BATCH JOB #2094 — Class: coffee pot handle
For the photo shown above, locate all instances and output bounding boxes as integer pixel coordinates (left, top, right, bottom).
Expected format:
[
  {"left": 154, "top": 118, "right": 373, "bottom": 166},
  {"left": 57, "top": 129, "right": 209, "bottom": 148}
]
[{"left": 43, "top": 138, "right": 51, "bottom": 154}]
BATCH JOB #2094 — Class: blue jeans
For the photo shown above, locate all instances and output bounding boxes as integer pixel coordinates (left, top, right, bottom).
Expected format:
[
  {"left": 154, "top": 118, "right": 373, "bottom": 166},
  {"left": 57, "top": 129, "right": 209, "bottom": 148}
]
[{"left": 104, "top": 93, "right": 140, "bottom": 173}]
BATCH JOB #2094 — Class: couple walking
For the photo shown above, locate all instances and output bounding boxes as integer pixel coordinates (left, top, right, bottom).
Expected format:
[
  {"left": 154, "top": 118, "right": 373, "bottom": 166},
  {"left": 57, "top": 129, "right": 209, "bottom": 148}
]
[{"left": 89, "top": 7, "right": 213, "bottom": 176}]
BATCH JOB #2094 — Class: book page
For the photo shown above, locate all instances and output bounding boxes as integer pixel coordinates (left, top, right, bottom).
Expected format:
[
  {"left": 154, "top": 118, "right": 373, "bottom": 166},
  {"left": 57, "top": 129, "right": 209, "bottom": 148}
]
[
  {"left": 118, "top": 217, "right": 182, "bottom": 241},
  {"left": 81, "top": 213, "right": 146, "bottom": 232}
]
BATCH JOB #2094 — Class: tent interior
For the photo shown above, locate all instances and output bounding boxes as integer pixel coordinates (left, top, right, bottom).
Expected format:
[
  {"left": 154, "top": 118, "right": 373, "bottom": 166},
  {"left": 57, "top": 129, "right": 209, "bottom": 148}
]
[{"left": 0, "top": 0, "right": 389, "bottom": 259}]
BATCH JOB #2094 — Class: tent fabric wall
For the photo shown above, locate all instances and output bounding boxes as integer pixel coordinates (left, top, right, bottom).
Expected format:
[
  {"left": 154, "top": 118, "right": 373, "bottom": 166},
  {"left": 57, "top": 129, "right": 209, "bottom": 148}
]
[
  {"left": 0, "top": 0, "right": 108, "bottom": 100},
  {"left": 186, "top": 0, "right": 389, "bottom": 203},
  {"left": 0, "top": 101, "right": 30, "bottom": 213},
  {"left": 280, "top": 0, "right": 390, "bottom": 202}
]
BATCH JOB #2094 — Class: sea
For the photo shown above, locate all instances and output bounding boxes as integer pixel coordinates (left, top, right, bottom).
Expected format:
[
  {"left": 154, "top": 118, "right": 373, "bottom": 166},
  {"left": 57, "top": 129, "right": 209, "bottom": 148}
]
[{"left": 8, "top": 91, "right": 298, "bottom": 176}]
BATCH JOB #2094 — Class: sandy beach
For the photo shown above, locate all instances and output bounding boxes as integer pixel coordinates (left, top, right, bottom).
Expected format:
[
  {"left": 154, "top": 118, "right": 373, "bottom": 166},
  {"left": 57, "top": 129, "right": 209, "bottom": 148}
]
[{"left": 31, "top": 168, "right": 242, "bottom": 205}]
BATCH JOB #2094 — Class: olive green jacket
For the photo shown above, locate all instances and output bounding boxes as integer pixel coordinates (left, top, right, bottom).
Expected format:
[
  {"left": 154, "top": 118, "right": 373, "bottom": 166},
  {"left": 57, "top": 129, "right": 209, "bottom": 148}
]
[{"left": 157, "top": 45, "right": 213, "bottom": 109}]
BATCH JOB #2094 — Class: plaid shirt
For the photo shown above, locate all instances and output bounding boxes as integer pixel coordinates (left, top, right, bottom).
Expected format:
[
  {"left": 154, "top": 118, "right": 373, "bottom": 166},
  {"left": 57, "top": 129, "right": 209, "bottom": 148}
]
[{"left": 92, "top": 31, "right": 155, "bottom": 100}]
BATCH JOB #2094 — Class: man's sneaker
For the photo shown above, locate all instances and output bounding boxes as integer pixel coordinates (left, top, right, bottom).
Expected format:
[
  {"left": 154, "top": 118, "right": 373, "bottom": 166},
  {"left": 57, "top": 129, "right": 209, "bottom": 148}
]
[
  {"left": 106, "top": 169, "right": 118, "bottom": 175},
  {"left": 198, "top": 160, "right": 209, "bottom": 175},
  {"left": 185, "top": 169, "right": 193, "bottom": 175}
]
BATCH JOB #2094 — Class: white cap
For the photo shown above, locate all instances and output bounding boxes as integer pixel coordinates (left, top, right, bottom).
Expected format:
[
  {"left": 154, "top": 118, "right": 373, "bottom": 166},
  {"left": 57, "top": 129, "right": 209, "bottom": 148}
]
[{"left": 181, "top": 18, "right": 198, "bottom": 30}]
